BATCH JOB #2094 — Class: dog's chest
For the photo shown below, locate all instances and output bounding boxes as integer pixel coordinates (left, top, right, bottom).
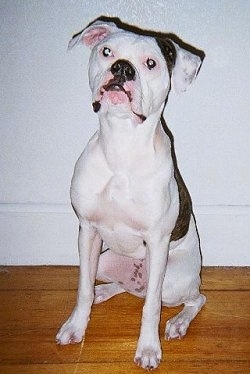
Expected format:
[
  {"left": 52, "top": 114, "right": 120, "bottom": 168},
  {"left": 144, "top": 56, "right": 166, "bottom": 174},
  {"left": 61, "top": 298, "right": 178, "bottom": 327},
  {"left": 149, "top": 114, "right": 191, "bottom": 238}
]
[
  {"left": 71, "top": 130, "right": 176, "bottom": 255},
  {"left": 72, "top": 161, "right": 150, "bottom": 256},
  {"left": 72, "top": 133, "right": 161, "bottom": 228},
  {"left": 74, "top": 168, "right": 148, "bottom": 231},
  {"left": 104, "top": 173, "right": 130, "bottom": 201}
]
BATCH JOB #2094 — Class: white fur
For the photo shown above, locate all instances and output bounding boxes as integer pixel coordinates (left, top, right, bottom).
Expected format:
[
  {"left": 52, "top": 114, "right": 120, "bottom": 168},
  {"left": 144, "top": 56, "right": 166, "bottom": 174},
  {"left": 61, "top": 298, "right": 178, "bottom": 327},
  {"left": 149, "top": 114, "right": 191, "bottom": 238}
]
[{"left": 56, "top": 20, "right": 205, "bottom": 370}]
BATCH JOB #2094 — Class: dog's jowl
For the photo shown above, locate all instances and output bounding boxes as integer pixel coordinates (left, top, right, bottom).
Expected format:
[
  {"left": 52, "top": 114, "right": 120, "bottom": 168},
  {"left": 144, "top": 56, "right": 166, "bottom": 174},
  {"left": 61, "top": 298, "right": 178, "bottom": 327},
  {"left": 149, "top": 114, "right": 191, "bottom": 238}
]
[{"left": 56, "top": 17, "right": 206, "bottom": 370}]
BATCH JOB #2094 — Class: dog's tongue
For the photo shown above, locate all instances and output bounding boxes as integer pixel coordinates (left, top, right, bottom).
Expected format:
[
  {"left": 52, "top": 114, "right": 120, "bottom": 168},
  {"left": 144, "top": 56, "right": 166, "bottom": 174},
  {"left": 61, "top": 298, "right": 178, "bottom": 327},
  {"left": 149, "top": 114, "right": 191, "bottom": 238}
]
[
  {"left": 104, "top": 83, "right": 129, "bottom": 105},
  {"left": 107, "top": 90, "right": 128, "bottom": 105}
]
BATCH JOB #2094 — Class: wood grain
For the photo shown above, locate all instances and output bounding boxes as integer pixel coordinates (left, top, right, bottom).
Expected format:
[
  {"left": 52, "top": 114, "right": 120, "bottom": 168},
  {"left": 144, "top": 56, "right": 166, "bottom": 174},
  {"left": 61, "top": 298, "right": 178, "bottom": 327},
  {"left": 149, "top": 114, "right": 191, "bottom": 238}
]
[{"left": 0, "top": 266, "right": 249, "bottom": 373}]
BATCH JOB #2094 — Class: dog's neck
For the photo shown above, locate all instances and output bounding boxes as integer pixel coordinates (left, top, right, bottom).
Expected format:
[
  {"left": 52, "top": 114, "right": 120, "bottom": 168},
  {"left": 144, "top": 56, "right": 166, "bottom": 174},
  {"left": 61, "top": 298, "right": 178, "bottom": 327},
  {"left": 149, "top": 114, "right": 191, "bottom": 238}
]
[{"left": 97, "top": 109, "right": 170, "bottom": 172}]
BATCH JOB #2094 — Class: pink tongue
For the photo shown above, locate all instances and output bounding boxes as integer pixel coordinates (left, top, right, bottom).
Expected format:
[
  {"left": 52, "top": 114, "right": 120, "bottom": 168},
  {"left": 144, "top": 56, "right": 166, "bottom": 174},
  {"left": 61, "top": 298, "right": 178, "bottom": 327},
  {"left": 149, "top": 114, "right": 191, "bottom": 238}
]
[{"left": 107, "top": 90, "right": 128, "bottom": 105}]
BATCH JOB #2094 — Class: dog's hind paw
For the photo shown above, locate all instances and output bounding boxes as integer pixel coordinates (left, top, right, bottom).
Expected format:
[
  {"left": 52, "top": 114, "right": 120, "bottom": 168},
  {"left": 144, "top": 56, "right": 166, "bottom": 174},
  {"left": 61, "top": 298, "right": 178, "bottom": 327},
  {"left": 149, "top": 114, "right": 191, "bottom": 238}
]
[
  {"left": 165, "top": 316, "right": 189, "bottom": 340},
  {"left": 94, "top": 283, "right": 125, "bottom": 304},
  {"left": 165, "top": 294, "right": 206, "bottom": 340}
]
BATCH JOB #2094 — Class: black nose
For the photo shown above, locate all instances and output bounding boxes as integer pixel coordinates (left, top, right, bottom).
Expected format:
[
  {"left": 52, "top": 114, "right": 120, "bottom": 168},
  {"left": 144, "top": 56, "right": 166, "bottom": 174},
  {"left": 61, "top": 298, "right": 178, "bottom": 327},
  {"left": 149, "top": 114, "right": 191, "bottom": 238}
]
[{"left": 111, "top": 59, "right": 136, "bottom": 81}]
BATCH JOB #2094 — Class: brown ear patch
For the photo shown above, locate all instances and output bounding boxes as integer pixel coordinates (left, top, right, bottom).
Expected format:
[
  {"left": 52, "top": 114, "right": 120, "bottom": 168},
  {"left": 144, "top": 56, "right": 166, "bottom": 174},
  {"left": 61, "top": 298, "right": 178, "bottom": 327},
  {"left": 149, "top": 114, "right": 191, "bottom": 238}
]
[{"left": 156, "top": 38, "right": 176, "bottom": 75}]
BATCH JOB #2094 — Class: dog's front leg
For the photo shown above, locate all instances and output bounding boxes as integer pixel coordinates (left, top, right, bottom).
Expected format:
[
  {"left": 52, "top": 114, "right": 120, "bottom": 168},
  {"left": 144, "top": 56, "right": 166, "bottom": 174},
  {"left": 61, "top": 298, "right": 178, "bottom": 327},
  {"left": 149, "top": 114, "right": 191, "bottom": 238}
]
[
  {"left": 135, "top": 234, "right": 170, "bottom": 370},
  {"left": 56, "top": 221, "right": 102, "bottom": 345}
]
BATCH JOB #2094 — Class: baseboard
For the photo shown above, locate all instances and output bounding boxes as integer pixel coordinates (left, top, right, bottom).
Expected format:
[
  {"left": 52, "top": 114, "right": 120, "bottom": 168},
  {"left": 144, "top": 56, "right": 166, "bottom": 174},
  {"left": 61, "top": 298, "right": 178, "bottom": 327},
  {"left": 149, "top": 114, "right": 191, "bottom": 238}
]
[{"left": 0, "top": 204, "right": 249, "bottom": 266}]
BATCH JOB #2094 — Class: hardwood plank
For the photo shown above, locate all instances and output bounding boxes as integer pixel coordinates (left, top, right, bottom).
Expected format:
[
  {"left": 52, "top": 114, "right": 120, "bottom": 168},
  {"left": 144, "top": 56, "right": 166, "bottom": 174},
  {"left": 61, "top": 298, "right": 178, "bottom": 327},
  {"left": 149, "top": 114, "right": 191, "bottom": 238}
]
[
  {"left": 0, "top": 361, "right": 249, "bottom": 374},
  {"left": 1, "top": 266, "right": 249, "bottom": 291},
  {"left": 0, "top": 266, "right": 79, "bottom": 291},
  {"left": 201, "top": 266, "right": 250, "bottom": 291}
]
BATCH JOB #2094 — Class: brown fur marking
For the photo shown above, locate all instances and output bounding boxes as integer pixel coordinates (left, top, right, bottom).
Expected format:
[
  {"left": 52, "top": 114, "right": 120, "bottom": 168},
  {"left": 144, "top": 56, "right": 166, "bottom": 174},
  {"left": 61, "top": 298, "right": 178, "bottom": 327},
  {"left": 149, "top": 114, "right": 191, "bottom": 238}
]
[{"left": 161, "top": 116, "right": 192, "bottom": 242}]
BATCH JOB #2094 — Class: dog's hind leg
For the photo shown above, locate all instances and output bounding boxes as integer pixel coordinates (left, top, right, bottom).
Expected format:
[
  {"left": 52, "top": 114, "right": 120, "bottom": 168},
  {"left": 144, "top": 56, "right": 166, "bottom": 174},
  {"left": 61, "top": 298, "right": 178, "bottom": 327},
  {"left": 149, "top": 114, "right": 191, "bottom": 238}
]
[
  {"left": 162, "top": 217, "right": 206, "bottom": 340},
  {"left": 165, "top": 293, "right": 206, "bottom": 340}
]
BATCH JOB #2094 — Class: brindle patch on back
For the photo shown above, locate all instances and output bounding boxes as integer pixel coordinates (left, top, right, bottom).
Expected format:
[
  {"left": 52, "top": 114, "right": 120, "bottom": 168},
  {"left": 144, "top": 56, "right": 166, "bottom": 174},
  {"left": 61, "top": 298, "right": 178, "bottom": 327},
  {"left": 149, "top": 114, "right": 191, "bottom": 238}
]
[{"left": 161, "top": 116, "right": 192, "bottom": 242}]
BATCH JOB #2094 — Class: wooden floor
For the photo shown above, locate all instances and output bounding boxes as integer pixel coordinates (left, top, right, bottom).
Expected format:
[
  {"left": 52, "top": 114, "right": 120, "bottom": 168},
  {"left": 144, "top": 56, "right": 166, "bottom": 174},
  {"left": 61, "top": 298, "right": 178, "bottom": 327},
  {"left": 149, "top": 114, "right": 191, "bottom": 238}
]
[{"left": 0, "top": 267, "right": 249, "bottom": 373}]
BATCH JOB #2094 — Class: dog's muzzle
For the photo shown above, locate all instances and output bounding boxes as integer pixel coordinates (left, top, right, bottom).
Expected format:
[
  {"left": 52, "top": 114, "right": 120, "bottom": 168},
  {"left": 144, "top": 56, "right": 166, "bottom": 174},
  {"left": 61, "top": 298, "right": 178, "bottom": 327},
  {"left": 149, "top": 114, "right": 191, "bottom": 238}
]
[
  {"left": 92, "top": 59, "right": 146, "bottom": 123},
  {"left": 102, "top": 60, "right": 135, "bottom": 99}
]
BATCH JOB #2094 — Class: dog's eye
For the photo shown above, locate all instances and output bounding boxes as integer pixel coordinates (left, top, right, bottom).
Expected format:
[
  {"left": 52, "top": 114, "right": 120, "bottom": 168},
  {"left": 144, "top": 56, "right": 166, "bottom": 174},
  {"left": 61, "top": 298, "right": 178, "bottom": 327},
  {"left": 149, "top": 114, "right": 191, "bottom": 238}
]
[
  {"left": 146, "top": 58, "right": 157, "bottom": 70},
  {"left": 102, "top": 47, "right": 112, "bottom": 57}
]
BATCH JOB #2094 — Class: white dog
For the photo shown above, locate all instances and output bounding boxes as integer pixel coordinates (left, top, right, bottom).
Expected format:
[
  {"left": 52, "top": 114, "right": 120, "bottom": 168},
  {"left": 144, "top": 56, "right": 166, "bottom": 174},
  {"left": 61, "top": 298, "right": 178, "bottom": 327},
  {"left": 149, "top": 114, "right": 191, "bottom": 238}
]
[{"left": 56, "top": 17, "right": 206, "bottom": 370}]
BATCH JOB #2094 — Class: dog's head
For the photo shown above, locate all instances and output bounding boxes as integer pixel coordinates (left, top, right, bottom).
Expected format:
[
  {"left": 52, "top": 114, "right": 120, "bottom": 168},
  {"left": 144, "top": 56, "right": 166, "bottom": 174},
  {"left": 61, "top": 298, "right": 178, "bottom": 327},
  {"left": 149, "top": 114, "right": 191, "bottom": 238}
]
[{"left": 69, "top": 17, "right": 204, "bottom": 124}]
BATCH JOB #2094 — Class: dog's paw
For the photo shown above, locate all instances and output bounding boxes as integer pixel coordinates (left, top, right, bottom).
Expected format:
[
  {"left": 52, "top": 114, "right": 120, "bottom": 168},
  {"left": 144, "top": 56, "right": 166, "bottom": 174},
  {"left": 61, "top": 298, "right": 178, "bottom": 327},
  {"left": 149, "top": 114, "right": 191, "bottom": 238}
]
[
  {"left": 165, "top": 315, "right": 189, "bottom": 340},
  {"left": 56, "top": 321, "right": 84, "bottom": 345},
  {"left": 134, "top": 345, "right": 162, "bottom": 370},
  {"left": 56, "top": 309, "right": 86, "bottom": 345},
  {"left": 94, "top": 284, "right": 112, "bottom": 304},
  {"left": 94, "top": 283, "right": 125, "bottom": 304}
]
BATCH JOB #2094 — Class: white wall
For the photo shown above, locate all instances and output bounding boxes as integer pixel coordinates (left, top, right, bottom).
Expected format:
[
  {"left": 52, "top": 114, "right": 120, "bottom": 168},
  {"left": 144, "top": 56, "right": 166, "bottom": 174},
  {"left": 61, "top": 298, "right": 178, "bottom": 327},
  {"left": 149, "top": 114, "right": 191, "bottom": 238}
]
[{"left": 0, "top": 0, "right": 249, "bottom": 265}]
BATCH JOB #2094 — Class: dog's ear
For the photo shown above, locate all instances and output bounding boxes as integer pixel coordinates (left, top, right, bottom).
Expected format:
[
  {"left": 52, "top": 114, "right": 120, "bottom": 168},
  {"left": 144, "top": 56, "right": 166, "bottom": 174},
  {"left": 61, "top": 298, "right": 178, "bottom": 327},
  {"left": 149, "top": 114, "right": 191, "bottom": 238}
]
[
  {"left": 68, "top": 20, "right": 118, "bottom": 50},
  {"left": 170, "top": 41, "right": 203, "bottom": 94}
]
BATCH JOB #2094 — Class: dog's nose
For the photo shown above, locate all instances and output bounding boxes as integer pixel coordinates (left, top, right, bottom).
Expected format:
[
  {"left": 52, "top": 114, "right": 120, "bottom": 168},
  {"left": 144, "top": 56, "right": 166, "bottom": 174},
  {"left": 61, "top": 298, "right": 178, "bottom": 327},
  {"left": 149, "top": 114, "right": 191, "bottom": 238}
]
[{"left": 111, "top": 60, "right": 136, "bottom": 81}]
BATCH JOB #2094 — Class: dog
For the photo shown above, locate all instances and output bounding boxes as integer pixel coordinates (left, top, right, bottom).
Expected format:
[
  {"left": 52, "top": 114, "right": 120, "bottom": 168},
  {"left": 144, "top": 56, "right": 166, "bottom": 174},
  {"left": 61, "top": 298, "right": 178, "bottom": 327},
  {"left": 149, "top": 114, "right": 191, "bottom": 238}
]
[{"left": 56, "top": 16, "right": 206, "bottom": 370}]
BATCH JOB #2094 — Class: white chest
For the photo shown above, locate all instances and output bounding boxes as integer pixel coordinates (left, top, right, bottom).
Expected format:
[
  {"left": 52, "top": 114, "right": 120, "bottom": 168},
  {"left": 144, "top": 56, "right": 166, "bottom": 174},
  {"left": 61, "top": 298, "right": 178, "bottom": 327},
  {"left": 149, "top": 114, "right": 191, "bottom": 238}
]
[
  {"left": 70, "top": 126, "right": 177, "bottom": 256},
  {"left": 72, "top": 169, "right": 150, "bottom": 257},
  {"left": 72, "top": 170, "right": 148, "bottom": 229}
]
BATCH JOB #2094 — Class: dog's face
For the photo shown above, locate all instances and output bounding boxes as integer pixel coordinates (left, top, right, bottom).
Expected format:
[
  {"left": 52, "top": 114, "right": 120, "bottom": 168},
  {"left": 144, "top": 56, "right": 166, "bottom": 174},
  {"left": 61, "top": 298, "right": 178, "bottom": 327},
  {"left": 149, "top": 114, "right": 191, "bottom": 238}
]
[
  {"left": 69, "top": 19, "right": 202, "bottom": 124},
  {"left": 88, "top": 32, "right": 170, "bottom": 123}
]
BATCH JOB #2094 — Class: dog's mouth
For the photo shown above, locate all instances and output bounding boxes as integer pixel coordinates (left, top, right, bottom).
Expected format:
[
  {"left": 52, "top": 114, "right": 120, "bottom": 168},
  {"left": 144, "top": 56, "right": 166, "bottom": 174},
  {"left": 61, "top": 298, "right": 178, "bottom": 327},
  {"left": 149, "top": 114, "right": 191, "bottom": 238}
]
[
  {"left": 92, "top": 78, "right": 146, "bottom": 123},
  {"left": 101, "top": 79, "right": 133, "bottom": 105},
  {"left": 103, "top": 82, "right": 132, "bottom": 102}
]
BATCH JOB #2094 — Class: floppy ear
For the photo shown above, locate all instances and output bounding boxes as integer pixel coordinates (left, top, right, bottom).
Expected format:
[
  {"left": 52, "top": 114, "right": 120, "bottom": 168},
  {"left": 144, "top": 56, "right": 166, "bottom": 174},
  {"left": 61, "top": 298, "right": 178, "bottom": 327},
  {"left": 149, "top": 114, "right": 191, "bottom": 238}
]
[
  {"left": 68, "top": 20, "right": 118, "bottom": 50},
  {"left": 171, "top": 41, "right": 203, "bottom": 94}
]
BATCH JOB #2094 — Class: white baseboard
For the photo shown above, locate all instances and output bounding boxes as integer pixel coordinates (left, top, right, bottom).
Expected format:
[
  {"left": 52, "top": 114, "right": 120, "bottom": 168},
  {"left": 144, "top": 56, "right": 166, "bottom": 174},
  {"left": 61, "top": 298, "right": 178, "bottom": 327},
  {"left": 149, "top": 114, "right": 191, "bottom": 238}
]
[{"left": 0, "top": 204, "right": 249, "bottom": 266}]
